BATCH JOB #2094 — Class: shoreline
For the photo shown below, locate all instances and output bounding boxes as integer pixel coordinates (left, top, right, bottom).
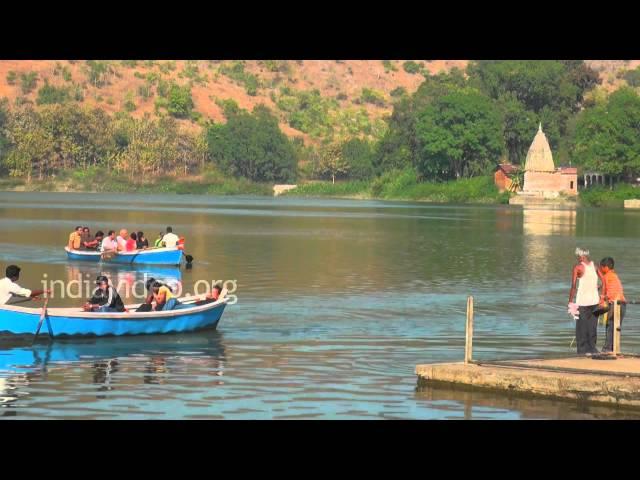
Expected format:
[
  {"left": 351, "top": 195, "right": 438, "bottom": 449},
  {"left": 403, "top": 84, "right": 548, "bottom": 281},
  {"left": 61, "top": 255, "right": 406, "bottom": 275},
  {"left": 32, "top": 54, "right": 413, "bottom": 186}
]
[{"left": 1, "top": 177, "right": 638, "bottom": 208}]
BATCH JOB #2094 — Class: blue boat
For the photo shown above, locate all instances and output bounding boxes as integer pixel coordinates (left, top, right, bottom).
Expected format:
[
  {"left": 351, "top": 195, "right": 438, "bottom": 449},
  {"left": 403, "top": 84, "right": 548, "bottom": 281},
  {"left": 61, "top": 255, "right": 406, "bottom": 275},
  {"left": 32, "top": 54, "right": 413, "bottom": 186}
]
[
  {"left": 65, "top": 246, "right": 184, "bottom": 266},
  {"left": 0, "top": 296, "right": 227, "bottom": 337}
]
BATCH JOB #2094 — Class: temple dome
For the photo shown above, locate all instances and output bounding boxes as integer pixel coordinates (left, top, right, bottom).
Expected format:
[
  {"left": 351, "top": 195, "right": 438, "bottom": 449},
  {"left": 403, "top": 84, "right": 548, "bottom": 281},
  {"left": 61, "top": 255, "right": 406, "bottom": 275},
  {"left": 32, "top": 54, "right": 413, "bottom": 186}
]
[{"left": 524, "top": 124, "right": 555, "bottom": 172}]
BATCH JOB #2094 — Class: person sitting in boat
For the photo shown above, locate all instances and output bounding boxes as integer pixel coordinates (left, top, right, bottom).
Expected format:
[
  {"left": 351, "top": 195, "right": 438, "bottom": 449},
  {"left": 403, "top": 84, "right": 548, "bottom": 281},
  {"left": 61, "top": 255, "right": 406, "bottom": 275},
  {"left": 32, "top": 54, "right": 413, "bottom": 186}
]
[
  {"left": 84, "top": 275, "right": 125, "bottom": 313},
  {"left": 80, "top": 227, "right": 91, "bottom": 249},
  {"left": 116, "top": 229, "right": 129, "bottom": 252},
  {"left": 82, "top": 229, "right": 103, "bottom": 250},
  {"left": 154, "top": 231, "right": 164, "bottom": 248},
  {"left": 136, "top": 231, "right": 149, "bottom": 250},
  {"left": 196, "top": 284, "right": 222, "bottom": 305},
  {"left": 126, "top": 232, "right": 138, "bottom": 252},
  {"left": 68, "top": 226, "right": 83, "bottom": 251},
  {"left": 161, "top": 226, "right": 179, "bottom": 248},
  {"left": 101, "top": 230, "right": 118, "bottom": 253},
  {"left": 150, "top": 280, "right": 179, "bottom": 311},
  {"left": 86, "top": 231, "right": 104, "bottom": 250},
  {"left": 0, "top": 265, "right": 49, "bottom": 305}
]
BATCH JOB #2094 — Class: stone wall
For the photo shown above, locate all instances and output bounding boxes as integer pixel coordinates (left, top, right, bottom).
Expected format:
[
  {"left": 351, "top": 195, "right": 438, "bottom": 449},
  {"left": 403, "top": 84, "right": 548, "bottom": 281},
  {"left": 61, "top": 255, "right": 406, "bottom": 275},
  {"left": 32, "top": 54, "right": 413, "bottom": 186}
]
[{"left": 524, "top": 171, "right": 577, "bottom": 196}]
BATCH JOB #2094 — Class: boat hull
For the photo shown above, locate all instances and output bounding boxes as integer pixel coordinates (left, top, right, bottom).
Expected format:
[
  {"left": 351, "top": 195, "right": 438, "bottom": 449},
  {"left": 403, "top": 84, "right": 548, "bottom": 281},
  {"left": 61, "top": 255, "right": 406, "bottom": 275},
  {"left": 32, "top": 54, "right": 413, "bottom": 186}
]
[
  {"left": 0, "top": 298, "right": 227, "bottom": 337},
  {"left": 65, "top": 247, "right": 183, "bottom": 266}
]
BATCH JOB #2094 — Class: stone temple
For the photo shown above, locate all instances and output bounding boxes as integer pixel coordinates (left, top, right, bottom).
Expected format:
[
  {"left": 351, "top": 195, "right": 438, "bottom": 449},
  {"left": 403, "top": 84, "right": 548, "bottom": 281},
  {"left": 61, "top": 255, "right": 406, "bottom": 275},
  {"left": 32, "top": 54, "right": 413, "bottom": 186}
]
[{"left": 521, "top": 124, "right": 577, "bottom": 198}]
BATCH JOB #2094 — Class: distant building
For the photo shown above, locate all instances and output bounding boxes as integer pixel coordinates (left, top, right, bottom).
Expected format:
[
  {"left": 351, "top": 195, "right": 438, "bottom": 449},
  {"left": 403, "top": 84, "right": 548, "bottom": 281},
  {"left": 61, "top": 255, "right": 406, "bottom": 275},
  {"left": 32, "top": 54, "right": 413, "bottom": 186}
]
[
  {"left": 521, "top": 124, "right": 577, "bottom": 197},
  {"left": 494, "top": 163, "right": 519, "bottom": 192}
]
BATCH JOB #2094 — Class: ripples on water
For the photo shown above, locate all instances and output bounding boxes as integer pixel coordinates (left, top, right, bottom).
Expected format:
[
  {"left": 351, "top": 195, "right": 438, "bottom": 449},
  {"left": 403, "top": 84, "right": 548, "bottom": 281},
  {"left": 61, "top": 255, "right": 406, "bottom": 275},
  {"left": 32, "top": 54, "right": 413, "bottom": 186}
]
[{"left": 1, "top": 192, "right": 640, "bottom": 419}]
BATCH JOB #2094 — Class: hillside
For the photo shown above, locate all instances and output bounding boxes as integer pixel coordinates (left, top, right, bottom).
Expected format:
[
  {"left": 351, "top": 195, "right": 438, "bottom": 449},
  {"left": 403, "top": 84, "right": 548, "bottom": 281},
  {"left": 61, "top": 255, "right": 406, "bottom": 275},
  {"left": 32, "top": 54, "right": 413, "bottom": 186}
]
[{"left": 0, "top": 60, "right": 468, "bottom": 143}]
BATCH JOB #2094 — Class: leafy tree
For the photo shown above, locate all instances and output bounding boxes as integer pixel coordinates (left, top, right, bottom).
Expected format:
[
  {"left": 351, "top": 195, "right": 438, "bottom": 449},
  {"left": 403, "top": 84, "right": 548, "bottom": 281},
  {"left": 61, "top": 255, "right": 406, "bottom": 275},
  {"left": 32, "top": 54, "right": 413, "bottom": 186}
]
[
  {"left": 167, "top": 83, "right": 194, "bottom": 118},
  {"left": 390, "top": 86, "right": 406, "bottom": 97},
  {"left": 623, "top": 67, "right": 640, "bottom": 87},
  {"left": 360, "top": 87, "right": 386, "bottom": 106},
  {"left": 403, "top": 61, "right": 421, "bottom": 74},
  {"left": 36, "top": 82, "right": 70, "bottom": 105},
  {"left": 341, "top": 138, "right": 374, "bottom": 179},
  {"left": 415, "top": 89, "right": 504, "bottom": 180},
  {"left": 497, "top": 92, "right": 537, "bottom": 164},
  {"left": 19, "top": 72, "right": 38, "bottom": 94},
  {"left": 315, "top": 143, "right": 349, "bottom": 183},
  {"left": 85, "top": 60, "right": 108, "bottom": 88},
  {"left": 573, "top": 87, "right": 640, "bottom": 178},
  {"left": 6, "top": 71, "right": 17, "bottom": 85},
  {"left": 207, "top": 105, "right": 297, "bottom": 182}
]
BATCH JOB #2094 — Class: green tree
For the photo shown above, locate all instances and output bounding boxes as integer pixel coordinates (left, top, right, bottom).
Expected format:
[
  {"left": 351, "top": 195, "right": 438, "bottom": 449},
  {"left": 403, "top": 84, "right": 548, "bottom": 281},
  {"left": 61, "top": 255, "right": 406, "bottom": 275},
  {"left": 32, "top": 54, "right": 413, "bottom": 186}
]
[
  {"left": 415, "top": 90, "right": 504, "bottom": 180},
  {"left": 36, "top": 82, "right": 70, "bottom": 105},
  {"left": 573, "top": 87, "right": 640, "bottom": 178},
  {"left": 207, "top": 105, "right": 297, "bottom": 182},
  {"left": 315, "top": 143, "right": 350, "bottom": 183},
  {"left": 19, "top": 72, "right": 38, "bottom": 94},
  {"left": 167, "top": 83, "right": 194, "bottom": 118},
  {"left": 341, "top": 138, "right": 374, "bottom": 179},
  {"left": 497, "top": 93, "right": 537, "bottom": 164}
]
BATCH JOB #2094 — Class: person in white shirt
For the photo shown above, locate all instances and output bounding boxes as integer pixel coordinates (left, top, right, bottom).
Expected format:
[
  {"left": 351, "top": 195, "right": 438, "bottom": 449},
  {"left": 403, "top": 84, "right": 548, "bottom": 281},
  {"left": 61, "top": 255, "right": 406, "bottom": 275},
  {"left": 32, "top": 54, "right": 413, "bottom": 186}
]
[
  {"left": 116, "top": 229, "right": 129, "bottom": 252},
  {"left": 0, "top": 265, "right": 49, "bottom": 305},
  {"left": 161, "top": 226, "right": 179, "bottom": 248},
  {"left": 100, "top": 230, "right": 118, "bottom": 253}
]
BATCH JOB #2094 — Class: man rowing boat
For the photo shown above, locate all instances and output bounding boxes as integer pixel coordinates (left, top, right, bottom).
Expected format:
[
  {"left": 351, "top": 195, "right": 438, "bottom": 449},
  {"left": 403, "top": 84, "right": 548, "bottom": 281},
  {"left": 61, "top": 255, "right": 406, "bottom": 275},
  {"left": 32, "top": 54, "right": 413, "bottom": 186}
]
[{"left": 0, "top": 265, "right": 49, "bottom": 305}]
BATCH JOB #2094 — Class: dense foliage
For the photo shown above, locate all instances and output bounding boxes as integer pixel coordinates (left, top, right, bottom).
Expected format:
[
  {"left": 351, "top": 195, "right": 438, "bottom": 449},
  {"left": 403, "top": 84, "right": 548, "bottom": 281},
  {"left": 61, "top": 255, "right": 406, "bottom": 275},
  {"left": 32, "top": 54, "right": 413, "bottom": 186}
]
[{"left": 2, "top": 60, "right": 640, "bottom": 200}]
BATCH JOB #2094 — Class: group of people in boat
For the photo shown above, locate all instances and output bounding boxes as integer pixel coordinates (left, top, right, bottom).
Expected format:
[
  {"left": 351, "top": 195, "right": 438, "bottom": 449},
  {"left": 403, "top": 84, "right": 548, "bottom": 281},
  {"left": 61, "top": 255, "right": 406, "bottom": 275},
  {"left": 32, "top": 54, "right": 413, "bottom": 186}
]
[
  {"left": 568, "top": 248, "right": 627, "bottom": 356},
  {"left": 67, "top": 226, "right": 184, "bottom": 253},
  {"left": 0, "top": 264, "right": 222, "bottom": 312},
  {"left": 84, "top": 275, "right": 222, "bottom": 312}
]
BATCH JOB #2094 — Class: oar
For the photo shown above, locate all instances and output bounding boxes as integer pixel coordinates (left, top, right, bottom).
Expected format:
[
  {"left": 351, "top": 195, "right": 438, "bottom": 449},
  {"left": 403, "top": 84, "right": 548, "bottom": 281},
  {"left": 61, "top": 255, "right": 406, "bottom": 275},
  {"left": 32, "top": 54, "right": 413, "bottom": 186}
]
[{"left": 32, "top": 297, "right": 50, "bottom": 345}]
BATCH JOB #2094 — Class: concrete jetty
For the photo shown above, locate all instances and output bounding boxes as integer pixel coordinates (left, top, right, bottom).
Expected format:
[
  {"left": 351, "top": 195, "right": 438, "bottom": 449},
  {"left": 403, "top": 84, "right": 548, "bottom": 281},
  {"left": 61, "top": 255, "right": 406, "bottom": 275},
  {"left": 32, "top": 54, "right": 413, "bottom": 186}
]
[
  {"left": 416, "top": 296, "right": 640, "bottom": 409},
  {"left": 416, "top": 357, "right": 640, "bottom": 408}
]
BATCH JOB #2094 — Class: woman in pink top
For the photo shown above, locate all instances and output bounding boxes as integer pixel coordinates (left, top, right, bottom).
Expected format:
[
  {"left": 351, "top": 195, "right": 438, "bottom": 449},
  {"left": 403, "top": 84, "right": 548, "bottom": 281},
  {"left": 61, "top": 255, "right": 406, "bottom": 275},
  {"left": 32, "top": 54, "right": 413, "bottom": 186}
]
[{"left": 125, "top": 232, "right": 138, "bottom": 252}]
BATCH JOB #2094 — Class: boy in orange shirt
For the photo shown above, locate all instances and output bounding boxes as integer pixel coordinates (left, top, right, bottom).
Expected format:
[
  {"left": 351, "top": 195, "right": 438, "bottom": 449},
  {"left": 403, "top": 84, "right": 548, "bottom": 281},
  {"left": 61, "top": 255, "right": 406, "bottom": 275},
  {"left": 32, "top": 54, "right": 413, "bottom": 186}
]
[{"left": 598, "top": 257, "right": 626, "bottom": 353}]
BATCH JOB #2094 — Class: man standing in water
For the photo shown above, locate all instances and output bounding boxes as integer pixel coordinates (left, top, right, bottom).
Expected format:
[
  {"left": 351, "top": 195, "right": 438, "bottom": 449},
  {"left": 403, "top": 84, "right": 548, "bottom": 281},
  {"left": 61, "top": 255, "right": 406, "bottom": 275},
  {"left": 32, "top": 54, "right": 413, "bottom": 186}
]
[{"left": 568, "top": 247, "right": 602, "bottom": 356}]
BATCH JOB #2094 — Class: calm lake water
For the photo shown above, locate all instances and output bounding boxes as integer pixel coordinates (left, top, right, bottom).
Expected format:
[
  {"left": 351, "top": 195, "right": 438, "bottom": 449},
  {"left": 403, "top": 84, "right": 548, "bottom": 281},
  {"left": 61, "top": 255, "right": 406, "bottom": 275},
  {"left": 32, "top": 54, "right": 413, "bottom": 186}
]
[{"left": 1, "top": 191, "right": 640, "bottom": 419}]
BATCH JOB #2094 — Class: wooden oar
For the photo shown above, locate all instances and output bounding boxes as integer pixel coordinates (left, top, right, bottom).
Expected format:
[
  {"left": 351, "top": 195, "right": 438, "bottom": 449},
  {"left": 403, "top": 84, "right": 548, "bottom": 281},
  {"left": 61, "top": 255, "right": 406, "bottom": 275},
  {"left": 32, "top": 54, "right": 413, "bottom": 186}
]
[{"left": 32, "top": 297, "right": 50, "bottom": 345}]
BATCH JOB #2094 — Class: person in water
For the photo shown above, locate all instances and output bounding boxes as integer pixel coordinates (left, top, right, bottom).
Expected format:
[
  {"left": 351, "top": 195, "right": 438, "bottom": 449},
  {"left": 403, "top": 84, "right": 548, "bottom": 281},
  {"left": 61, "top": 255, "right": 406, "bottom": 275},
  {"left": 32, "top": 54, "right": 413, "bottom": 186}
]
[
  {"left": 126, "top": 232, "right": 138, "bottom": 252},
  {"left": 136, "top": 231, "right": 149, "bottom": 250},
  {"left": 68, "top": 226, "right": 83, "bottom": 251},
  {"left": 0, "top": 265, "right": 49, "bottom": 305},
  {"left": 84, "top": 275, "right": 125, "bottom": 313},
  {"left": 568, "top": 247, "right": 603, "bottom": 356},
  {"left": 598, "top": 257, "right": 626, "bottom": 354}
]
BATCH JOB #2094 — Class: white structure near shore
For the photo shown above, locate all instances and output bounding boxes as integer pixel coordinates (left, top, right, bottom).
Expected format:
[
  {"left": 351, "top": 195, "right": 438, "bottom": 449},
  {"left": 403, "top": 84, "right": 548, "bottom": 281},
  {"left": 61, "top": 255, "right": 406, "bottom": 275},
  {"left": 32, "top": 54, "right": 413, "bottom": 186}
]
[{"left": 273, "top": 184, "right": 297, "bottom": 196}]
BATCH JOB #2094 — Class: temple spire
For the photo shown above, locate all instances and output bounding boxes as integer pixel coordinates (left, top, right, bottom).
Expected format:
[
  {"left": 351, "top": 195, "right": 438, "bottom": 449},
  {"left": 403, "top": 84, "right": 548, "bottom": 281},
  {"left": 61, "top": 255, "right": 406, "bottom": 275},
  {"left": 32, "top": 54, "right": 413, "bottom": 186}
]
[{"left": 538, "top": 122, "right": 542, "bottom": 132}]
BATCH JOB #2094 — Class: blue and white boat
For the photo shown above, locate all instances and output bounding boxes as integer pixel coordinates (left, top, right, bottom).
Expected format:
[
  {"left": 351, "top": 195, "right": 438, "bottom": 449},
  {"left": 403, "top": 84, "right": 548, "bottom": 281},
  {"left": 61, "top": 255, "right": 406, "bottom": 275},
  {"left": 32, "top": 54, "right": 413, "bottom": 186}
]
[
  {"left": 0, "top": 296, "right": 227, "bottom": 337},
  {"left": 65, "top": 246, "right": 184, "bottom": 266}
]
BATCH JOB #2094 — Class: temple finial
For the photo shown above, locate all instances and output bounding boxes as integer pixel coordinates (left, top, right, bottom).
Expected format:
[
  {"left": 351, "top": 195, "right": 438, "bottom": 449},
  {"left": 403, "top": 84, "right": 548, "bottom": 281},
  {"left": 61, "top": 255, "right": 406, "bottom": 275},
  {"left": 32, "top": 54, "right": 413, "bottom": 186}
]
[{"left": 538, "top": 122, "right": 542, "bottom": 132}]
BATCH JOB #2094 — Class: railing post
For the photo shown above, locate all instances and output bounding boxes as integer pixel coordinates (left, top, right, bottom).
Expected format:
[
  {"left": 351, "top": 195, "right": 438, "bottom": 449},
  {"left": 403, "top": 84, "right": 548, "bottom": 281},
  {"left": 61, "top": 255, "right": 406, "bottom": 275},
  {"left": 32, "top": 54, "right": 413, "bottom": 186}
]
[
  {"left": 613, "top": 300, "right": 621, "bottom": 356},
  {"left": 465, "top": 296, "right": 474, "bottom": 364}
]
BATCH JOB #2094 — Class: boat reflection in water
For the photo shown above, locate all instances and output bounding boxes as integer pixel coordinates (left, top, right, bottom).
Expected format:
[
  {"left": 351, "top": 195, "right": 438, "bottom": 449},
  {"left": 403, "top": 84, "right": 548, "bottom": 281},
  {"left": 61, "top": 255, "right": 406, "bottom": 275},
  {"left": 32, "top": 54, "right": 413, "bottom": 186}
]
[{"left": 0, "top": 332, "right": 226, "bottom": 414}]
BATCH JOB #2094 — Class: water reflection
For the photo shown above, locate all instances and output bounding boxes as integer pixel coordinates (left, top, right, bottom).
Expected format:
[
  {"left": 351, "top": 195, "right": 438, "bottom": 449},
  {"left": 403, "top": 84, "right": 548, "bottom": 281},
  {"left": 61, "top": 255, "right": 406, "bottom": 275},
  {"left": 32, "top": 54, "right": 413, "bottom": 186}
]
[
  {"left": 523, "top": 208, "right": 576, "bottom": 237},
  {"left": 416, "top": 383, "right": 640, "bottom": 420},
  {"left": 0, "top": 332, "right": 227, "bottom": 414}
]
